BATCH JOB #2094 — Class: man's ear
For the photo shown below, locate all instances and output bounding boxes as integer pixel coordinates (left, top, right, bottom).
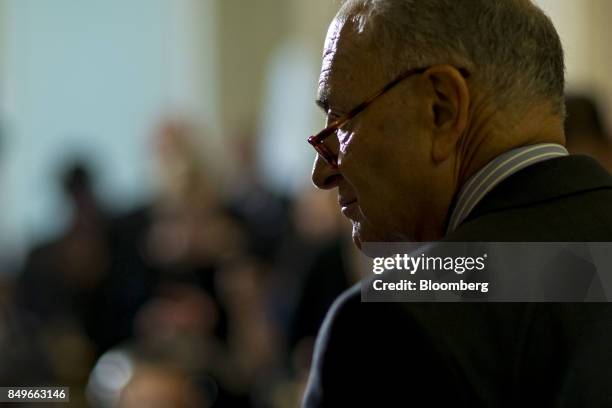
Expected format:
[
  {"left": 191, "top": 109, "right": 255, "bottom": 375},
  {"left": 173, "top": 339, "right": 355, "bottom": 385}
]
[{"left": 423, "top": 65, "right": 470, "bottom": 163}]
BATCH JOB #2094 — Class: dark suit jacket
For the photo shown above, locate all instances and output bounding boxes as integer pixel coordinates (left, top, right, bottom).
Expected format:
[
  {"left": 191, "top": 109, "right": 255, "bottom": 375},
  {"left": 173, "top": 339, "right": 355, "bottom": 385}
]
[{"left": 302, "top": 155, "right": 612, "bottom": 407}]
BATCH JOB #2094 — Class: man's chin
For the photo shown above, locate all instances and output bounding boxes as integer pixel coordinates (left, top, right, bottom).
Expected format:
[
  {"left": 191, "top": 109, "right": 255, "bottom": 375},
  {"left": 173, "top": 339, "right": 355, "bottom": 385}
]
[
  {"left": 351, "top": 225, "right": 388, "bottom": 258},
  {"left": 351, "top": 221, "right": 409, "bottom": 253},
  {"left": 351, "top": 221, "right": 383, "bottom": 250}
]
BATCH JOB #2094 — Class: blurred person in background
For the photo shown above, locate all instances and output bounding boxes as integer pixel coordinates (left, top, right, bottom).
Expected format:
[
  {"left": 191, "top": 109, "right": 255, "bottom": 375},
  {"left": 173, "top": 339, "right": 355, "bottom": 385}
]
[
  {"left": 565, "top": 94, "right": 612, "bottom": 171},
  {"left": 304, "top": 0, "right": 612, "bottom": 407},
  {"left": 215, "top": 255, "right": 283, "bottom": 406},
  {"left": 86, "top": 281, "right": 252, "bottom": 407},
  {"left": 16, "top": 159, "right": 110, "bottom": 404},
  {"left": 87, "top": 345, "right": 212, "bottom": 408},
  {"left": 98, "top": 119, "right": 241, "bottom": 352},
  {"left": 224, "top": 125, "right": 292, "bottom": 262},
  {"left": 143, "top": 119, "right": 243, "bottom": 292},
  {"left": 118, "top": 361, "right": 207, "bottom": 408},
  {"left": 18, "top": 161, "right": 112, "bottom": 335},
  {"left": 284, "top": 188, "right": 355, "bottom": 348},
  {"left": 269, "top": 188, "right": 356, "bottom": 402},
  {"left": 265, "top": 187, "right": 354, "bottom": 406}
]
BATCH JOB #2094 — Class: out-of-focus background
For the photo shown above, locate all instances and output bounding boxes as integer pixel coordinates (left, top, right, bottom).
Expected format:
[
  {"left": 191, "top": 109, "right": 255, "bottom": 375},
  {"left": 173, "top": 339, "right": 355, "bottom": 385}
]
[{"left": 0, "top": 1, "right": 611, "bottom": 407}]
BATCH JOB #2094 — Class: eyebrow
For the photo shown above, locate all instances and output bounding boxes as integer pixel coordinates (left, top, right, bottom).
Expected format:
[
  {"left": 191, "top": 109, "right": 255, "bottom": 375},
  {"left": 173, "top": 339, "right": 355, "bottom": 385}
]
[{"left": 315, "top": 98, "right": 329, "bottom": 113}]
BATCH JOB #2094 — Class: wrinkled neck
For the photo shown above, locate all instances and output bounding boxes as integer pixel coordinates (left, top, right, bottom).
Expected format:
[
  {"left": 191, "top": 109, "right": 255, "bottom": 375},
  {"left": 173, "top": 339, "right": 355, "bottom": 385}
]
[{"left": 454, "top": 100, "right": 565, "bottom": 189}]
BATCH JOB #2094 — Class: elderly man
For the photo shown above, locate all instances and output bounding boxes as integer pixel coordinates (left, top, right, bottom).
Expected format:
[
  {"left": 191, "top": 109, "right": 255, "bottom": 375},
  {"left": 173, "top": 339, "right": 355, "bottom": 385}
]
[{"left": 304, "top": 0, "right": 612, "bottom": 407}]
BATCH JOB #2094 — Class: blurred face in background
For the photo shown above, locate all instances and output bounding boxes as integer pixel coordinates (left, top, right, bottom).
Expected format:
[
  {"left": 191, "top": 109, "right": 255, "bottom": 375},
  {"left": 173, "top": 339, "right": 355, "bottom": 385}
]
[
  {"left": 119, "top": 364, "right": 205, "bottom": 408},
  {"left": 311, "top": 17, "right": 453, "bottom": 248}
]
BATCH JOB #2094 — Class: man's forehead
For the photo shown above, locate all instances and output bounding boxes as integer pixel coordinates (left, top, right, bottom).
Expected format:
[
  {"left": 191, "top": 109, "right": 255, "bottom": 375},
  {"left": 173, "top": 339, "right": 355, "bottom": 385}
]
[{"left": 317, "top": 17, "right": 374, "bottom": 113}]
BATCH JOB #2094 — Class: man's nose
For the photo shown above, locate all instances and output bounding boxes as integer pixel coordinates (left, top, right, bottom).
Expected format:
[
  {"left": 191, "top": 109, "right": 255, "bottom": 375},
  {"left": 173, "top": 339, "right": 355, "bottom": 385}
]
[{"left": 311, "top": 154, "right": 341, "bottom": 190}]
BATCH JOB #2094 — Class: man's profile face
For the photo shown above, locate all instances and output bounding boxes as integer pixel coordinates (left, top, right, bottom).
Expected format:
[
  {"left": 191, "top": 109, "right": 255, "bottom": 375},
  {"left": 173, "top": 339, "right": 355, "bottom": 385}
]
[{"left": 312, "top": 16, "right": 441, "bottom": 248}]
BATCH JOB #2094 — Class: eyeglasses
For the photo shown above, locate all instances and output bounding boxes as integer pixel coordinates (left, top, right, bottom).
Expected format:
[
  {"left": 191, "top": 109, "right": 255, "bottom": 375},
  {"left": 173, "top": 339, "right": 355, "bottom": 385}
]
[{"left": 307, "top": 66, "right": 469, "bottom": 168}]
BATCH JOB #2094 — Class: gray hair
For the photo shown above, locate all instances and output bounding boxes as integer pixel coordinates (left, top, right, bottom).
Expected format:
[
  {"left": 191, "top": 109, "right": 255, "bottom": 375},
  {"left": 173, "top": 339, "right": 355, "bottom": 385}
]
[{"left": 339, "top": 0, "right": 565, "bottom": 116}]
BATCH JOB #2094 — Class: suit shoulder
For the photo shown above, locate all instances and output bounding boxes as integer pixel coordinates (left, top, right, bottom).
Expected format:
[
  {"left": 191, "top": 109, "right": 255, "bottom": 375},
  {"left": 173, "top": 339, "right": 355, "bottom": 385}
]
[
  {"left": 302, "top": 284, "right": 361, "bottom": 408},
  {"left": 312, "top": 283, "right": 360, "bottom": 356},
  {"left": 322, "top": 283, "right": 360, "bottom": 323}
]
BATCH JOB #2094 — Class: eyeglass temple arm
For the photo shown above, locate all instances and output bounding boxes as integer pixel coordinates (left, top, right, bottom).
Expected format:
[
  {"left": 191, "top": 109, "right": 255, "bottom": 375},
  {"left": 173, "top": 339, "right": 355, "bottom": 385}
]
[{"left": 327, "top": 66, "right": 469, "bottom": 132}]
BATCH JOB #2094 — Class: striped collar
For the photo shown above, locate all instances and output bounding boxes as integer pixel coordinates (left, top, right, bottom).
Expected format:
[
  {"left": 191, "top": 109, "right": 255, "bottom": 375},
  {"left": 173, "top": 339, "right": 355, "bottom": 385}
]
[{"left": 446, "top": 143, "right": 569, "bottom": 233}]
